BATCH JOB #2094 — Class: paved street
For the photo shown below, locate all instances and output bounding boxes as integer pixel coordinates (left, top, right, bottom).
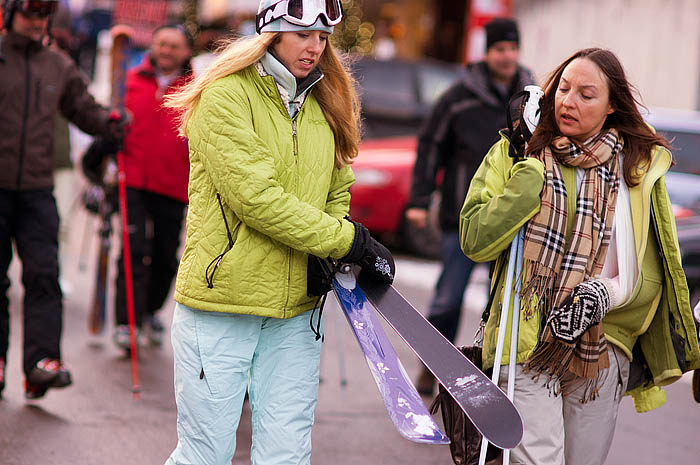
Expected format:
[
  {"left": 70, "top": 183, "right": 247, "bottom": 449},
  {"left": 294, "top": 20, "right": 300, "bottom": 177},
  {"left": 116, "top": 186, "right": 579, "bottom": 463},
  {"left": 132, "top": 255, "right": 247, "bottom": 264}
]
[{"left": 0, "top": 193, "right": 698, "bottom": 464}]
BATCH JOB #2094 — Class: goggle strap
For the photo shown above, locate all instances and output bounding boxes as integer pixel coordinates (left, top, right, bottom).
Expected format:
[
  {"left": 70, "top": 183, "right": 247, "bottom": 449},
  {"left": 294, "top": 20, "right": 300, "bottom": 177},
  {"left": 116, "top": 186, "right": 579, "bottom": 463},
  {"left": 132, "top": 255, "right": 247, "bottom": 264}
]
[{"left": 256, "top": 0, "right": 289, "bottom": 33}]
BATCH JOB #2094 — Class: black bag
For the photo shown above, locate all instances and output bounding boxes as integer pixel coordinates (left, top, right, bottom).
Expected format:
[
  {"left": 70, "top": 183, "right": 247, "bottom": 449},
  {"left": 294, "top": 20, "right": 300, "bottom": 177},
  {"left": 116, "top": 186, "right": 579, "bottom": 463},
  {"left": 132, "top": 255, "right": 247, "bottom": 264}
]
[
  {"left": 693, "top": 369, "right": 700, "bottom": 403},
  {"left": 429, "top": 261, "right": 505, "bottom": 465}
]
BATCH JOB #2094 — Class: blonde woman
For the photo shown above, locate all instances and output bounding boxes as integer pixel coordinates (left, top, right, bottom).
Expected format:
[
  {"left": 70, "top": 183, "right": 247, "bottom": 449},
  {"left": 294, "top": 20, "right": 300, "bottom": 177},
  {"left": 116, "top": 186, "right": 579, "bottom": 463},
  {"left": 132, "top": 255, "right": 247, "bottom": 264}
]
[{"left": 162, "top": 1, "right": 395, "bottom": 464}]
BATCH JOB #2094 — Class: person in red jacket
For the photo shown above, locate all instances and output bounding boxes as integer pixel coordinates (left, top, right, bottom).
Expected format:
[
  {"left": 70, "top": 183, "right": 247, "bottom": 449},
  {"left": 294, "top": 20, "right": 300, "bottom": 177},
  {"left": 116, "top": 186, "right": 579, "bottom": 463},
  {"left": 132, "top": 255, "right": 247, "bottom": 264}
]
[{"left": 112, "top": 24, "right": 193, "bottom": 351}]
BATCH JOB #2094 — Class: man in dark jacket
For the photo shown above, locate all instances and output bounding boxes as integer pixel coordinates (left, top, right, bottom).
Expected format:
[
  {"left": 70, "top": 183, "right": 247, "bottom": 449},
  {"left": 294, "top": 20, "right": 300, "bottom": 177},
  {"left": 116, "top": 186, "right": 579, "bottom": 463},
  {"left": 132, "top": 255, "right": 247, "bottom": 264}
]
[
  {"left": 405, "top": 18, "right": 534, "bottom": 395},
  {"left": 0, "top": 0, "right": 122, "bottom": 399}
]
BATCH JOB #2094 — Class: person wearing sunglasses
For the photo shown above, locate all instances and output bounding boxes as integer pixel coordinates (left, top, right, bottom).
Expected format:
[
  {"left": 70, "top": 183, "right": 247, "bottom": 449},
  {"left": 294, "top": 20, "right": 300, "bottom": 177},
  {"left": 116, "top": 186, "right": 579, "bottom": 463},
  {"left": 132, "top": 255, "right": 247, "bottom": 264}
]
[
  {"left": 161, "top": 0, "right": 393, "bottom": 464},
  {"left": 0, "top": 0, "right": 124, "bottom": 400}
]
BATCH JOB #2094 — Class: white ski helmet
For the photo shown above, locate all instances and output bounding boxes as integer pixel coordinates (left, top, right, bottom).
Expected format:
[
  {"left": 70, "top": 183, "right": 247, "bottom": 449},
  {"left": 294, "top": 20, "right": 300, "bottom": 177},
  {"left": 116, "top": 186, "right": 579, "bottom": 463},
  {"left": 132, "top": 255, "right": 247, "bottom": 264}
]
[{"left": 256, "top": 0, "right": 342, "bottom": 34}]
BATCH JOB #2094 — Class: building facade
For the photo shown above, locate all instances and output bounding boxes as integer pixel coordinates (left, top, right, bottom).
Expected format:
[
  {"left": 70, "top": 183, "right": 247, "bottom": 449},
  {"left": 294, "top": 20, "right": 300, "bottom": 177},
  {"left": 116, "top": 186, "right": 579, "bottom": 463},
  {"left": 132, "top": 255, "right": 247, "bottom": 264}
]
[{"left": 514, "top": 0, "right": 700, "bottom": 111}]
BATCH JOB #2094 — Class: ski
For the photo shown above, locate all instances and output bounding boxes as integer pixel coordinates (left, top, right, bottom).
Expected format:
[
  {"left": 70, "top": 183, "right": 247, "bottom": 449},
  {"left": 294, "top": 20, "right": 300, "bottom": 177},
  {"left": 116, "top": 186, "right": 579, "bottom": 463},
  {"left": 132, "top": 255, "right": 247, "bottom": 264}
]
[
  {"left": 331, "top": 270, "right": 449, "bottom": 445},
  {"left": 88, "top": 184, "right": 116, "bottom": 334},
  {"left": 87, "top": 30, "right": 132, "bottom": 334},
  {"left": 357, "top": 273, "right": 524, "bottom": 450}
]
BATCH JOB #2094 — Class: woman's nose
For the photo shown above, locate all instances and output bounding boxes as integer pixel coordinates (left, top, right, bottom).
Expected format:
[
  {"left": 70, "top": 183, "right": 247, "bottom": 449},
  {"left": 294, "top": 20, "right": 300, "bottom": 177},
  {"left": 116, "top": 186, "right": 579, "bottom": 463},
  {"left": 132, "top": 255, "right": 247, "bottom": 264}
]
[
  {"left": 562, "top": 92, "right": 575, "bottom": 108},
  {"left": 308, "top": 38, "right": 324, "bottom": 54}
]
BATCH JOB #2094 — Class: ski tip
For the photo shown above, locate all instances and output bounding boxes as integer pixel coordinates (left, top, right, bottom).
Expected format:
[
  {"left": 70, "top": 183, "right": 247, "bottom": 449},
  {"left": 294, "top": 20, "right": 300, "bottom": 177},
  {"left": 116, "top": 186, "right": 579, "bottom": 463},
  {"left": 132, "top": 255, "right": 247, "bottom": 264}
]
[
  {"left": 110, "top": 24, "right": 136, "bottom": 41},
  {"left": 396, "top": 413, "right": 452, "bottom": 445},
  {"left": 481, "top": 414, "right": 524, "bottom": 450}
]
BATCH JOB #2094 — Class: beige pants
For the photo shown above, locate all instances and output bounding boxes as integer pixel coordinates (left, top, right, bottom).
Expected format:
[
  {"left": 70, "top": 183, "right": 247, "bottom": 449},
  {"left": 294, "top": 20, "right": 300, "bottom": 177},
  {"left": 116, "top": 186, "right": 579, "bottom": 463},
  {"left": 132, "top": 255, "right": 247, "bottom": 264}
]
[{"left": 497, "top": 344, "right": 630, "bottom": 465}]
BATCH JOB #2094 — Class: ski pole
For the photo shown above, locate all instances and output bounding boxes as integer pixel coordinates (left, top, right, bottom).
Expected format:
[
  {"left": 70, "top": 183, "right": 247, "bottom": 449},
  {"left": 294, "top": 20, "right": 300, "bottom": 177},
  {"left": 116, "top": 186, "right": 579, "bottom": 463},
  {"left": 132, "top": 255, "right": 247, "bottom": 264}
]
[
  {"left": 117, "top": 151, "right": 140, "bottom": 399},
  {"left": 478, "top": 85, "right": 543, "bottom": 465},
  {"left": 503, "top": 228, "right": 525, "bottom": 465},
  {"left": 336, "top": 306, "right": 348, "bottom": 387},
  {"left": 478, "top": 226, "right": 522, "bottom": 465},
  {"left": 78, "top": 206, "right": 94, "bottom": 272}
]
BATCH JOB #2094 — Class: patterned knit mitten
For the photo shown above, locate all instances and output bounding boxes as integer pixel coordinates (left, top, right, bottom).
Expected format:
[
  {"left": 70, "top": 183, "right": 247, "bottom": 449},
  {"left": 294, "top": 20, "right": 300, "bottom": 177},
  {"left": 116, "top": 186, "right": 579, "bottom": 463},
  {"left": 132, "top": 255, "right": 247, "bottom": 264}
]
[{"left": 547, "top": 279, "right": 611, "bottom": 343}]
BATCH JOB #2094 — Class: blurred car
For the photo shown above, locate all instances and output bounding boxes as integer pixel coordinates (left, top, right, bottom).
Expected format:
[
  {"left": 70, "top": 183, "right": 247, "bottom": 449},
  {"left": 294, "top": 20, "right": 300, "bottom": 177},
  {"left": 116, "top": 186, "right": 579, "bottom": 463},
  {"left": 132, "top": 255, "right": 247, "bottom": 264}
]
[
  {"left": 652, "top": 108, "right": 700, "bottom": 304},
  {"left": 352, "top": 57, "right": 463, "bottom": 138},
  {"left": 350, "top": 106, "right": 700, "bottom": 277},
  {"left": 349, "top": 136, "right": 442, "bottom": 258},
  {"left": 348, "top": 58, "right": 462, "bottom": 258}
]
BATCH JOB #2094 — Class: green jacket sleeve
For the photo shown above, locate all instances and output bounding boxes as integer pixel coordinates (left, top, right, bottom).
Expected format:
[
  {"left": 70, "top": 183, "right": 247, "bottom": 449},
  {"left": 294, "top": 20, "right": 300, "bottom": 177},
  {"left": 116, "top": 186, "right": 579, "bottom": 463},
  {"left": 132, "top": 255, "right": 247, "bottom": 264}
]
[
  {"left": 459, "top": 136, "right": 545, "bottom": 262},
  {"left": 325, "top": 163, "right": 354, "bottom": 220},
  {"left": 188, "top": 82, "right": 354, "bottom": 259}
]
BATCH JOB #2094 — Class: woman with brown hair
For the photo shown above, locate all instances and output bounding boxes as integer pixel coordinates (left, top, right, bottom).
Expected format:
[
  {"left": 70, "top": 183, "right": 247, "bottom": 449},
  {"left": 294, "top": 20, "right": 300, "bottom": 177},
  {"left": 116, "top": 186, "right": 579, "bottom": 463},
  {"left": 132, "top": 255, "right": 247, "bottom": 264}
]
[
  {"left": 460, "top": 48, "right": 700, "bottom": 464},
  {"left": 161, "top": 1, "right": 395, "bottom": 463}
]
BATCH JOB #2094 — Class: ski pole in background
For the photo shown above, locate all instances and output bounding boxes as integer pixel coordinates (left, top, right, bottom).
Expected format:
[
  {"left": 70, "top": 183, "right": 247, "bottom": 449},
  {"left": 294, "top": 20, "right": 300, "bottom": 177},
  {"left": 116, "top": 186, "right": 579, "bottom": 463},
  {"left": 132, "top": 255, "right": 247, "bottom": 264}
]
[
  {"left": 336, "top": 308, "right": 348, "bottom": 388},
  {"left": 479, "top": 85, "right": 543, "bottom": 465},
  {"left": 110, "top": 26, "right": 140, "bottom": 399},
  {"left": 117, "top": 149, "right": 140, "bottom": 398},
  {"left": 78, "top": 208, "right": 94, "bottom": 272}
]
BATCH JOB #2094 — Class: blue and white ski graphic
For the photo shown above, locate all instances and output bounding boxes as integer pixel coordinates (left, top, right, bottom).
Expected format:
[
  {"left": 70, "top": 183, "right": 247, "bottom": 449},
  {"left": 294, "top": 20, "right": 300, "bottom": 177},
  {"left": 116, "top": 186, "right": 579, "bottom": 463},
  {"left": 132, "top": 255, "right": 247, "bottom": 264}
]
[{"left": 331, "top": 271, "right": 449, "bottom": 445}]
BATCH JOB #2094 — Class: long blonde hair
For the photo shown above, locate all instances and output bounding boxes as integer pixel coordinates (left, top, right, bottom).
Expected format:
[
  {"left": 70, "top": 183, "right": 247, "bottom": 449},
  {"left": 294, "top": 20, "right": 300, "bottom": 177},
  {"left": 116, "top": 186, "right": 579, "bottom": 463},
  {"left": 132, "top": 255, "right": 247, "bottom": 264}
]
[{"left": 164, "top": 32, "right": 361, "bottom": 168}]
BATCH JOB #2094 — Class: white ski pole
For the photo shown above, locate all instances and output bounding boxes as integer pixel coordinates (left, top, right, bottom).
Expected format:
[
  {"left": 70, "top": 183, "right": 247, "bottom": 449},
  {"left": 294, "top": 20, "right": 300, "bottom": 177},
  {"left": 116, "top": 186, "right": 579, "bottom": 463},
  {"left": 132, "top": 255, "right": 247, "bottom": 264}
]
[
  {"left": 478, "top": 227, "right": 521, "bottom": 465},
  {"left": 478, "top": 85, "right": 543, "bottom": 465},
  {"left": 337, "top": 304, "right": 348, "bottom": 387},
  {"left": 503, "top": 228, "right": 525, "bottom": 465}
]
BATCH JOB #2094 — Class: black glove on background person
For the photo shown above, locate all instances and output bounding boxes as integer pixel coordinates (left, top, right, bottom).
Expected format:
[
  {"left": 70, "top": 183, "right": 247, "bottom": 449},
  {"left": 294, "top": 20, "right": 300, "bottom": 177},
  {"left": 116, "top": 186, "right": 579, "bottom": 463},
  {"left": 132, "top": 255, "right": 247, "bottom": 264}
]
[
  {"left": 105, "top": 110, "right": 130, "bottom": 143},
  {"left": 342, "top": 219, "right": 395, "bottom": 284}
]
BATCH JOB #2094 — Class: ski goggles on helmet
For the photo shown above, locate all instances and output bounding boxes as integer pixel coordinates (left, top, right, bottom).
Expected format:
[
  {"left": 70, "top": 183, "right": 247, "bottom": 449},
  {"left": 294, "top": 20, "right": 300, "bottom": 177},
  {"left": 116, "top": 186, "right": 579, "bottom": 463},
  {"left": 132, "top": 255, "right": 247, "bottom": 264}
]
[
  {"left": 17, "top": 0, "right": 58, "bottom": 17},
  {"left": 256, "top": 0, "right": 343, "bottom": 34}
]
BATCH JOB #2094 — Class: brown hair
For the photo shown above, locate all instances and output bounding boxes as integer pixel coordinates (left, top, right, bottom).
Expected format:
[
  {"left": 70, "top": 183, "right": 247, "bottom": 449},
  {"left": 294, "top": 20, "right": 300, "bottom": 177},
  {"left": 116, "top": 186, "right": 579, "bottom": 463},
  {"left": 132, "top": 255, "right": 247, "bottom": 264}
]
[
  {"left": 164, "top": 33, "right": 361, "bottom": 168},
  {"left": 527, "top": 48, "right": 670, "bottom": 186}
]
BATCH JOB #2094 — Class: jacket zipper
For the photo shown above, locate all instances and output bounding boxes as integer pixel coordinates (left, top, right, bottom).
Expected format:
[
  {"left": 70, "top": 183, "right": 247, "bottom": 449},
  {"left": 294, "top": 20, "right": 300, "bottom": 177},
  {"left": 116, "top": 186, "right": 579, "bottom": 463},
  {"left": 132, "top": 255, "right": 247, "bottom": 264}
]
[
  {"left": 17, "top": 46, "right": 31, "bottom": 188},
  {"left": 292, "top": 118, "right": 298, "bottom": 156},
  {"left": 35, "top": 79, "right": 40, "bottom": 112},
  {"left": 205, "top": 194, "right": 241, "bottom": 288},
  {"left": 282, "top": 117, "right": 300, "bottom": 315}
]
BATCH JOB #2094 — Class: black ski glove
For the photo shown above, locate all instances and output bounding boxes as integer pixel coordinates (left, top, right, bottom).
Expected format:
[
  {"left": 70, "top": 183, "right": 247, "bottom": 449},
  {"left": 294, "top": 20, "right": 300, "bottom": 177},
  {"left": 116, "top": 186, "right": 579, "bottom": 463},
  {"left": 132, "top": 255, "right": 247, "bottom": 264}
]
[
  {"left": 105, "top": 109, "right": 130, "bottom": 143},
  {"left": 342, "top": 219, "right": 395, "bottom": 284},
  {"left": 81, "top": 136, "right": 118, "bottom": 186}
]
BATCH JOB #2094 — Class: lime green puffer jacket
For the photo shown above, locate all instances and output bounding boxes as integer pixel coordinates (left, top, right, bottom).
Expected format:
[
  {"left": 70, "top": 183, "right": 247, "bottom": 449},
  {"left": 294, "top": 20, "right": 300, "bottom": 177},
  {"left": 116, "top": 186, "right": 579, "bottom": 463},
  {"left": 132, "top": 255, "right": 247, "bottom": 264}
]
[
  {"left": 174, "top": 65, "right": 355, "bottom": 319},
  {"left": 460, "top": 135, "right": 700, "bottom": 411}
]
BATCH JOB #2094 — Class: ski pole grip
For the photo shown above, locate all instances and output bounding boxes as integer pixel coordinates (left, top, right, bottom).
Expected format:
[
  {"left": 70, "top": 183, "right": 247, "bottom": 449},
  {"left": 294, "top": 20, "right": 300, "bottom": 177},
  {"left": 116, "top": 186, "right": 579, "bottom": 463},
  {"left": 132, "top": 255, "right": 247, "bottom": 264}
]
[{"left": 522, "top": 85, "right": 544, "bottom": 134}]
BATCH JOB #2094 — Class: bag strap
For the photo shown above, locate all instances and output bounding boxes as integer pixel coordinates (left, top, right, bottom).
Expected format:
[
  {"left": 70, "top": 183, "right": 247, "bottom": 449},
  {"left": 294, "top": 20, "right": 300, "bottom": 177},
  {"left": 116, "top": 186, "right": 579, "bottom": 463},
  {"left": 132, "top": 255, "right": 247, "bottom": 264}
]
[
  {"left": 503, "top": 89, "right": 531, "bottom": 161},
  {"left": 481, "top": 256, "right": 507, "bottom": 324}
]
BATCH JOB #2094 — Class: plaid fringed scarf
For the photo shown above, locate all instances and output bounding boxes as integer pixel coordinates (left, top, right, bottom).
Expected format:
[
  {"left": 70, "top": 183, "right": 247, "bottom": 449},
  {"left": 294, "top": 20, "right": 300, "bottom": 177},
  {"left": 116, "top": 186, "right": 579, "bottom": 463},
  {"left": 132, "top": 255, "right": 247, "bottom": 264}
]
[{"left": 522, "top": 129, "right": 623, "bottom": 400}]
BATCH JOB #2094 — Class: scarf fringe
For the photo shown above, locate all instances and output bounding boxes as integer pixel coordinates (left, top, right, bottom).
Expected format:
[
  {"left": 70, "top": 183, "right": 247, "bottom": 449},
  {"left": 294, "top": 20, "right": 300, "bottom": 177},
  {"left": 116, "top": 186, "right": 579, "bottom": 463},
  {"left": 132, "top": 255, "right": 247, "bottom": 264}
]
[
  {"left": 524, "top": 338, "right": 574, "bottom": 381},
  {"left": 521, "top": 262, "right": 555, "bottom": 318},
  {"left": 524, "top": 336, "right": 609, "bottom": 403}
]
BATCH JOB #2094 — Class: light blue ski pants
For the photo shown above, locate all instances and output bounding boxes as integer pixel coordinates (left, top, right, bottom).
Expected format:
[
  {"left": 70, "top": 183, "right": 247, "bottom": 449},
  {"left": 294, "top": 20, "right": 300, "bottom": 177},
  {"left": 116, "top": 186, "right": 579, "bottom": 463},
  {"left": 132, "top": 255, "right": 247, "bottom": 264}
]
[{"left": 165, "top": 302, "right": 323, "bottom": 465}]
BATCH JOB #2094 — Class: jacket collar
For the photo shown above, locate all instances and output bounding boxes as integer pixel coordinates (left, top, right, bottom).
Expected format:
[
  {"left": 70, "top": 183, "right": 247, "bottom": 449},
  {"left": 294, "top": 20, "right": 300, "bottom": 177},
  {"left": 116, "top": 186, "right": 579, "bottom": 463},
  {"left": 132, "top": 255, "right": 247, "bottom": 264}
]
[
  {"left": 461, "top": 61, "right": 534, "bottom": 108},
  {"left": 136, "top": 53, "right": 193, "bottom": 80},
  {"left": 260, "top": 51, "right": 323, "bottom": 117},
  {"left": 2, "top": 30, "right": 43, "bottom": 60}
]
